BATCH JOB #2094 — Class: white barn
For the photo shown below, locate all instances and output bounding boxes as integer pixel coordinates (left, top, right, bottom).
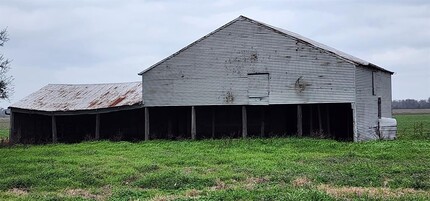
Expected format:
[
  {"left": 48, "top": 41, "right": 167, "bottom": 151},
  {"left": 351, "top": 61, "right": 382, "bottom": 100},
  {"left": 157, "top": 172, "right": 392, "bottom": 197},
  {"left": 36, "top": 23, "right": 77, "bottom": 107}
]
[{"left": 139, "top": 16, "right": 394, "bottom": 141}]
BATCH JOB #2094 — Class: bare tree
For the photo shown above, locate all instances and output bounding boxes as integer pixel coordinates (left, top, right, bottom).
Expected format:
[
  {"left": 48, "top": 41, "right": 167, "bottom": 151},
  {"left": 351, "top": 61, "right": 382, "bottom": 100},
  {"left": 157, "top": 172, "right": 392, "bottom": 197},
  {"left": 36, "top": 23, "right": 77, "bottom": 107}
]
[{"left": 0, "top": 28, "right": 13, "bottom": 99}]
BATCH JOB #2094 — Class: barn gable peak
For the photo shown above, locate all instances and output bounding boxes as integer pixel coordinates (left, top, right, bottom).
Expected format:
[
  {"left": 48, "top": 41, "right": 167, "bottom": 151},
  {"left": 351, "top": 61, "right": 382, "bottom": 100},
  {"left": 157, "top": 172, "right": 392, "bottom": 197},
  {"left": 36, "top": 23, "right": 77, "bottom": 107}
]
[{"left": 138, "top": 16, "right": 393, "bottom": 75}]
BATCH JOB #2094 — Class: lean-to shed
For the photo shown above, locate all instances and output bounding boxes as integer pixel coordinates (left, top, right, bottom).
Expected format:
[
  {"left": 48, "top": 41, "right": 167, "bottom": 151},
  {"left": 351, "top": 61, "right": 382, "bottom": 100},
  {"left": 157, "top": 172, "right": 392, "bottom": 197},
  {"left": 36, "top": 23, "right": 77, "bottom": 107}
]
[
  {"left": 139, "top": 16, "right": 395, "bottom": 141},
  {"left": 9, "top": 82, "right": 144, "bottom": 144}
]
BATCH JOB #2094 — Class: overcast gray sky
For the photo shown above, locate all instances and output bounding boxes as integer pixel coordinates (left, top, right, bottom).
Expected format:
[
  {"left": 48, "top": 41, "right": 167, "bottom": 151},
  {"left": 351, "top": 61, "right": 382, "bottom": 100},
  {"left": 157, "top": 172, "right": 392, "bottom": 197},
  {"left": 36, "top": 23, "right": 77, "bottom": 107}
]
[{"left": 0, "top": 0, "right": 429, "bottom": 108}]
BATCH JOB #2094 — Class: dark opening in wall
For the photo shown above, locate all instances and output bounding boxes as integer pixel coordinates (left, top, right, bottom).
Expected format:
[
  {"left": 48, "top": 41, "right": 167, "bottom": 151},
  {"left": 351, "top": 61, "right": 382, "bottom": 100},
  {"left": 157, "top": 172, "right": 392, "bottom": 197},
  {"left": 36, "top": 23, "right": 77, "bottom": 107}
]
[
  {"left": 246, "top": 105, "right": 297, "bottom": 137},
  {"left": 12, "top": 109, "right": 145, "bottom": 144},
  {"left": 12, "top": 103, "right": 354, "bottom": 143},
  {"left": 100, "top": 109, "right": 144, "bottom": 141},
  {"left": 196, "top": 106, "right": 242, "bottom": 139},
  {"left": 149, "top": 106, "right": 190, "bottom": 140},
  {"left": 13, "top": 112, "right": 51, "bottom": 144},
  {"left": 57, "top": 114, "right": 94, "bottom": 143},
  {"left": 300, "top": 103, "right": 353, "bottom": 141}
]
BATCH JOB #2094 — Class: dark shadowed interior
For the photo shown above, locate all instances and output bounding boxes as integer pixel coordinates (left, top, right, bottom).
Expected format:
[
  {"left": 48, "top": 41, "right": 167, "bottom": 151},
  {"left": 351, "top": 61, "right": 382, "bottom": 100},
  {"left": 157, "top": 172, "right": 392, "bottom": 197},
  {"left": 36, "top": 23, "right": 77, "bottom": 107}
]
[{"left": 12, "top": 103, "right": 353, "bottom": 144}]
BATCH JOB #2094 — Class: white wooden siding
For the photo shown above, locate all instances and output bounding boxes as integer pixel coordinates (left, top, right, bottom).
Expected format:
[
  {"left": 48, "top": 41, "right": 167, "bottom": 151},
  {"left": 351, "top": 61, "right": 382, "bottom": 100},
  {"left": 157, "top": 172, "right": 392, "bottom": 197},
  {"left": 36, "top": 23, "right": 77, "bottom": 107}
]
[
  {"left": 378, "top": 72, "right": 393, "bottom": 118},
  {"left": 143, "top": 18, "right": 356, "bottom": 107},
  {"left": 355, "top": 66, "right": 393, "bottom": 141}
]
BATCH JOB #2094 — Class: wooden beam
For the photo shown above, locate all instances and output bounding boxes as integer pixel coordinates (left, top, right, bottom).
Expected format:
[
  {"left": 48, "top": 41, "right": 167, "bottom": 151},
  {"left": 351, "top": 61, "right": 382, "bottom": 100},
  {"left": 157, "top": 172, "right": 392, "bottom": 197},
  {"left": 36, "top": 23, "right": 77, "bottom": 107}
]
[
  {"left": 297, "top": 105, "right": 302, "bottom": 136},
  {"left": 144, "top": 107, "right": 150, "bottom": 141},
  {"left": 191, "top": 106, "right": 196, "bottom": 140},
  {"left": 211, "top": 108, "right": 215, "bottom": 139},
  {"left": 51, "top": 115, "right": 57, "bottom": 143},
  {"left": 95, "top": 114, "right": 100, "bottom": 140},
  {"left": 242, "top": 106, "right": 247, "bottom": 138},
  {"left": 9, "top": 111, "right": 15, "bottom": 143}
]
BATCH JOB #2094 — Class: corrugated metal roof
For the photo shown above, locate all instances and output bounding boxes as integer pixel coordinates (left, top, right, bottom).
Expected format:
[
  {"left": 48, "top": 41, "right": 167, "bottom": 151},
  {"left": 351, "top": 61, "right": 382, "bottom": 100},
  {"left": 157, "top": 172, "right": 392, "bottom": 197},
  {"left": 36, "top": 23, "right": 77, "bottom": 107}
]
[
  {"left": 10, "top": 82, "right": 142, "bottom": 112},
  {"left": 139, "top": 15, "right": 393, "bottom": 75}
]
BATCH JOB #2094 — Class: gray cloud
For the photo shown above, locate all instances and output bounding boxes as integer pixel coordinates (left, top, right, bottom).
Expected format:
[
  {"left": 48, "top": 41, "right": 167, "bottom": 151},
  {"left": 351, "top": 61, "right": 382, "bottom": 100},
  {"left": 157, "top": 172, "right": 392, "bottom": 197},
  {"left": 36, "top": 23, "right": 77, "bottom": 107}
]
[{"left": 0, "top": 0, "right": 429, "bottom": 107}]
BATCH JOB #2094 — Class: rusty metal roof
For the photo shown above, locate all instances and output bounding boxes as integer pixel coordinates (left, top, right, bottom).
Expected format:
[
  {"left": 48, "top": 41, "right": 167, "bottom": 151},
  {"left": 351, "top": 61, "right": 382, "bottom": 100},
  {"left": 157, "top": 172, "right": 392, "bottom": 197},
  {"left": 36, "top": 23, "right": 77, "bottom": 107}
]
[{"left": 10, "top": 82, "right": 142, "bottom": 112}]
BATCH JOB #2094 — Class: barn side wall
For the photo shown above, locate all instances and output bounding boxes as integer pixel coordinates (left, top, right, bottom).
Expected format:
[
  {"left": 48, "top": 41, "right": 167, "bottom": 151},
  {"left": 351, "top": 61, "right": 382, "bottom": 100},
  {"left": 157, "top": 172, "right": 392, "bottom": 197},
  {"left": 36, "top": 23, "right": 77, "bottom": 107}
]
[
  {"left": 142, "top": 18, "right": 356, "bottom": 107},
  {"left": 379, "top": 71, "right": 393, "bottom": 118},
  {"left": 355, "top": 66, "right": 392, "bottom": 141}
]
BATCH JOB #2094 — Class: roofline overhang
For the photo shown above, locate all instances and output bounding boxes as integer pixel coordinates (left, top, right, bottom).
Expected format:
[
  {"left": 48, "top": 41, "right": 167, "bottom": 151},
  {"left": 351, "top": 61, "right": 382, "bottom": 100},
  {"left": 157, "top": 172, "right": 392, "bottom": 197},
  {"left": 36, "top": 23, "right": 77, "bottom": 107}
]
[{"left": 9, "top": 103, "right": 144, "bottom": 116}]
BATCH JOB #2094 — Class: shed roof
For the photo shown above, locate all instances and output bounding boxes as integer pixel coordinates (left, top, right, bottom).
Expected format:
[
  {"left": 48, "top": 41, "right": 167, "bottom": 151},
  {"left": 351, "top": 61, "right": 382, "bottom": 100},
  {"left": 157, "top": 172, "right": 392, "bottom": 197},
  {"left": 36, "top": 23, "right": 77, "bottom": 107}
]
[
  {"left": 139, "top": 15, "right": 393, "bottom": 75},
  {"left": 10, "top": 82, "right": 142, "bottom": 113}
]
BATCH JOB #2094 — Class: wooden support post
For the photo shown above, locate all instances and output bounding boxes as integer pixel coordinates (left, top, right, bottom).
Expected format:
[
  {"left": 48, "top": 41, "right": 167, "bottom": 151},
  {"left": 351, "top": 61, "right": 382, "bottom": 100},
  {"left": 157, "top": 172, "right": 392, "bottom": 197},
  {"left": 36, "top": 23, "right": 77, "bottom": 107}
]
[
  {"left": 9, "top": 111, "right": 15, "bottom": 143},
  {"left": 95, "top": 114, "right": 100, "bottom": 140},
  {"left": 51, "top": 115, "right": 57, "bottom": 143},
  {"left": 242, "top": 106, "right": 247, "bottom": 138},
  {"left": 191, "top": 106, "right": 196, "bottom": 140},
  {"left": 326, "top": 104, "right": 331, "bottom": 136},
  {"left": 211, "top": 108, "right": 215, "bottom": 139},
  {"left": 260, "top": 107, "right": 265, "bottom": 137},
  {"left": 144, "top": 107, "right": 150, "bottom": 141},
  {"left": 318, "top": 105, "right": 322, "bottom": 134},
  {"left": 297, "top": 105, "right": 302, "bottom": 136}
]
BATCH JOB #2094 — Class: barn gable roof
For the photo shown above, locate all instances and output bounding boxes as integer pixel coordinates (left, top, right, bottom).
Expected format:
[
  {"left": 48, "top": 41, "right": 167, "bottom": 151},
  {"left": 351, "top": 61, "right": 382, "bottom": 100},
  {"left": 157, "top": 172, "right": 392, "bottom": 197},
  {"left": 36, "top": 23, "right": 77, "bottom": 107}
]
[
  {"left": 139, "top": 15, "right": 393, "bottom": 75},
  {"left": 10, "top": 82, "right": 142, "bottom": 113}
]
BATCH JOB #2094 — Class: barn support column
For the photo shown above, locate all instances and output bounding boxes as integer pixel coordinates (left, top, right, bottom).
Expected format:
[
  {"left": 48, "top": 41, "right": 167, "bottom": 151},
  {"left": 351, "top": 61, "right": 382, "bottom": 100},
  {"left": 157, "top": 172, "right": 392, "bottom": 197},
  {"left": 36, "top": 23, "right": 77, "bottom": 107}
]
[
  {"left": 144, "top": 107, "right": 150, "bottom": 141},
  {"left": 51, "top": 115, "right": 57, "bottom": 143},
  {"left": 95, "top": 114, "right": 100, "bottom": 140},
  {"left": 9, "top": 111, "right": 15, "bottom": 144},
  {"left": 242, "top": 106, "right": 247, "bottom": 138},
  {"left": 297, "top": 105, "right": 303, "bottom": 136},
  {"left": 352, "top": 103, "right": 358, "bottom": 142},
  {"left": 191, "top": 106, "right": 196, "bottom": 140}
]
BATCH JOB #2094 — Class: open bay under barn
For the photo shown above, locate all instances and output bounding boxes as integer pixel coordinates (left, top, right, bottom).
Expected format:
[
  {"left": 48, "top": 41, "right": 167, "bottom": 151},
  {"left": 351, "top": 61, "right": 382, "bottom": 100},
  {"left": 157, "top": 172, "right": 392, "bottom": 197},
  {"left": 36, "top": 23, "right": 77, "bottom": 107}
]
[{"left": 9, "top": 82, "right": 144, "bottom": 144}]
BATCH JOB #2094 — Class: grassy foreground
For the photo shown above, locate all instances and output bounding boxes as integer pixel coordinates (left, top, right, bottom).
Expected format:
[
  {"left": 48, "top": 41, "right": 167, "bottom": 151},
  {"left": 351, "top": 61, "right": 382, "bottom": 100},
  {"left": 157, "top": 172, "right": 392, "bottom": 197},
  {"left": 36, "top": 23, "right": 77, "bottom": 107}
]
[
  {"left": 0, "top": 114, "right": 428, "bottom": 200},
  {"left": 0, "top": 139, "right": 429, "bottom": 200}
]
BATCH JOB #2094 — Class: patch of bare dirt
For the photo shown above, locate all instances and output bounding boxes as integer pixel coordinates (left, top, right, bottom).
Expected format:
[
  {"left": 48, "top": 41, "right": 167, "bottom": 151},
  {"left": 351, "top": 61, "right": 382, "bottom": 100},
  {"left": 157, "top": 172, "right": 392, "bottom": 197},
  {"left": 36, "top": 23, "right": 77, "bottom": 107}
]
[
  {"left": 210, "top": 178, "right": 227, "bottom": 191},
  {"left": 150, "top": 194, "right": 178, "bottom": 201},
  {"left": 317, "top": 184, "right": 430, "bottom": 199},
  {"left": 185, "top": 189, "right": 200, "bottom": 198},
  {"left": 291, "top": 176, "right": 313, "bottom": 187},
  {"left": 8, "top": 188, "right": 29, "bottom": 196},
  {"left": 65, "top": 186, "right": 111, "bottom": 201},
  {"left": 244, "top": 176, "right": 270, "bottom": 190}
]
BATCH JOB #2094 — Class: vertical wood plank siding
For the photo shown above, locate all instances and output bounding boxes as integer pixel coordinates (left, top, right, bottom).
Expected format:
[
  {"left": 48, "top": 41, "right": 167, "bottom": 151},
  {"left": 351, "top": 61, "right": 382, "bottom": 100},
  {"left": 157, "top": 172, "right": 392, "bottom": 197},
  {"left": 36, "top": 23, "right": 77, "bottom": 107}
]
[{"left": 143, "top": 18, "right": 356, "bottom": 106}]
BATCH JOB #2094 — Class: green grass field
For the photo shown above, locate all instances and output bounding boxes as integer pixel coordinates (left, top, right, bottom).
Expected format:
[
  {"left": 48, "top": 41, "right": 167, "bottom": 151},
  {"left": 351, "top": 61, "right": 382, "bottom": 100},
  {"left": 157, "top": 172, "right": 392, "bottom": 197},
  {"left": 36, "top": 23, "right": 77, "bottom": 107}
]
[
  {"left": 394, "top": 114, "right": 430, "bottom": 140},
  {"left": 0, "top": 129, "right": 8, "bottom": 139},
  {"left": 0, "top": 114, "right": 428, "bottom": 200}
]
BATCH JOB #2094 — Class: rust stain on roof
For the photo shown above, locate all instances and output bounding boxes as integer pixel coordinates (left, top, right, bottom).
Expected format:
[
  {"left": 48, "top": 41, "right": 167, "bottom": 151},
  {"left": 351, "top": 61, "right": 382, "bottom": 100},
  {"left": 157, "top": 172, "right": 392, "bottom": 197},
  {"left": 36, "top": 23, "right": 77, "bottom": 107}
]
[
  {"left": 109, "top": 96, "right": 126, "bottom": 107},
  {"left": 10, "top": 82, "right": 142, "bottom": 112}
]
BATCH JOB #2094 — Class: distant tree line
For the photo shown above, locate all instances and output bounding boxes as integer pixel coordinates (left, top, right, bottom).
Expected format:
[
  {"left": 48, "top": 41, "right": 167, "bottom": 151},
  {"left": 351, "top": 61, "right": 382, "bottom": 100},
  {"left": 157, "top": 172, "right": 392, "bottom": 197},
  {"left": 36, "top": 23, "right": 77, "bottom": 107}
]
[{"left": 392, "top": 98, "right": 430, "bottom": 109}]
